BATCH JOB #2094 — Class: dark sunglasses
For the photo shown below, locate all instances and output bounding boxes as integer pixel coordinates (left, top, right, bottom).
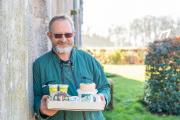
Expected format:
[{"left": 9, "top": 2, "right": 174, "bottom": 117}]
[{"left": 53, "top": 33, "right": 73, "bottom": 39}]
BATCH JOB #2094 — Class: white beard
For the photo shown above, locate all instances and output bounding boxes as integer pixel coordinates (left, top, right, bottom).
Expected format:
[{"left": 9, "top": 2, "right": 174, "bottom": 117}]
[{"left": 53, "top": 46, "right": 73, "bottom": 54}]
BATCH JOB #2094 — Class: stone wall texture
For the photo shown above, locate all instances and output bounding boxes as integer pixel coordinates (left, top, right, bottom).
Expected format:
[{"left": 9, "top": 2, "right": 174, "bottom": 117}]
[
  {"left": 0, "top": 0, "right": 82, "bottom": 119},
  {"left": 0, "top": 0, "right": 49, "bottom": 119}
]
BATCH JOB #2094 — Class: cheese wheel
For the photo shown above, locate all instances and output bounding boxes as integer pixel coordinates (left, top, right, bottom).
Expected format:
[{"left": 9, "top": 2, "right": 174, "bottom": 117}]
[{"left": 80, "top": 83, "right": 96, "bottom": 91}]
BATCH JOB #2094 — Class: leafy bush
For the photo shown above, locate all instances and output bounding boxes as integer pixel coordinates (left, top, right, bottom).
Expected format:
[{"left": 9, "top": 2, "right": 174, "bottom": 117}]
[
  {"left": 144, "top": 37, "right": 180, "bottom": 115},
  {"left": 108, "top": 49, "right": 125, "bottom": 64}
]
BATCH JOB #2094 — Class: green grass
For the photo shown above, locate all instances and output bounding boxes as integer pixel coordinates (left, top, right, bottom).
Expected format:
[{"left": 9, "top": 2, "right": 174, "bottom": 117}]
[{"left": 103, "top": 73, "right": 179, "bottom": 120}]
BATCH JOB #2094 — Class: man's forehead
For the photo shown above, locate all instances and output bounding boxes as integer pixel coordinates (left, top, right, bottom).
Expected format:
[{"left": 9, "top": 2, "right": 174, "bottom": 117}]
[{"left": 51, "top": 20, "right": 73, "bottom": 32}]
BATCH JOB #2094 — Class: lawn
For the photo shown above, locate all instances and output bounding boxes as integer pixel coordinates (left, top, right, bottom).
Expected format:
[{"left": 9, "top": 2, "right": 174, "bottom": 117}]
[{"left": 103, "top": 70, "right": 179, "bottom": 120}]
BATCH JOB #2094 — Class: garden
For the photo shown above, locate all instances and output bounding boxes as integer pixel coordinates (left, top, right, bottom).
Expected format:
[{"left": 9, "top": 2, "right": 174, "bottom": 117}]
[{"left": 86, "top": 37, "right": 180, "bottom": 120}]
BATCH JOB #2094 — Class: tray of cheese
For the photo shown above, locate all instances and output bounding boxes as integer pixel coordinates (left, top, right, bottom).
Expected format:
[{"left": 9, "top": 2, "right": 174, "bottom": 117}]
[{"left": 47, "top": 83, "right": 105, "bottom": 111}]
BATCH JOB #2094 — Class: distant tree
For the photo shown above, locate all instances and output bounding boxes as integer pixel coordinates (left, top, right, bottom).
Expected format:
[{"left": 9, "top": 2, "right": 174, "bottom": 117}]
[
  {"left": 129, "top": 18, "right": 144, "bottom": 46},
  {"left": 108, "top": 25, "right": 128, "bottom": 47},
  {"left": 129, "top": 15, "right": 179, "bottom": 47},
  {"left": 173, "top": 18, "right": 180, "bottom": 36},
  {"left": 84, "top": 15, "right": 180, "bottom": 48}
]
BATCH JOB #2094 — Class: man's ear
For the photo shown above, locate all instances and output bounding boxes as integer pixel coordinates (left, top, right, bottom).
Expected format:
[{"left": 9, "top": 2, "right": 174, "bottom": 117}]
[{"left": 47, "top": 32, "right": 52, "bottom": 40}]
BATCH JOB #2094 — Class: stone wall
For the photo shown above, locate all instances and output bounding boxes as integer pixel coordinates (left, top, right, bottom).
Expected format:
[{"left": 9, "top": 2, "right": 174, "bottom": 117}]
[
  {"left": 0, "top": 0, "right": 49, "bottom": 119},
  {"left": 0, "top": 0, "right": 82, "bottom": 119}
]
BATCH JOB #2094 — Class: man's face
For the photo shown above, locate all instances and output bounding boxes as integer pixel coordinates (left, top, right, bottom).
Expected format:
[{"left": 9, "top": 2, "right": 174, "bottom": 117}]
[{"left": 48, "top": 20, "right": 74, "bottom": 54}]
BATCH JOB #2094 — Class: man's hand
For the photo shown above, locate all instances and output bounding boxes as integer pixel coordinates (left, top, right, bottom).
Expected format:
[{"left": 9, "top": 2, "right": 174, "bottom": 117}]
[
  {"left": 40, "top": 95, "right": 58, "bottom": 116},
  {"left": 98, "top": 94, "right": 106, "bottom": 107}
]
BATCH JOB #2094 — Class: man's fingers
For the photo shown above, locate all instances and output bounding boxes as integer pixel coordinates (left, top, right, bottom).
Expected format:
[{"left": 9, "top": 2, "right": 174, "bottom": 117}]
[
  {"left": 42, "top": 95, "right": 48, "bottom": 101},
  {"left": 40, "top": 95, "right": 58, "bottom": 116},
  {"left": 41, "top": 95, "right": 48, "bottom": 104},
  {"left": 98, "top": 94, "right": 105, "bottom": 101}
]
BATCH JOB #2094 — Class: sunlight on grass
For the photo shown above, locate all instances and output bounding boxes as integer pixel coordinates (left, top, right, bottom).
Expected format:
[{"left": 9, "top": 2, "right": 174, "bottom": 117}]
[
  {"left": 103, "top": 69, "right": 179, "bottom": 120},
  {"left": 104, "top": 64, "right": 145, "bottom": 82}
]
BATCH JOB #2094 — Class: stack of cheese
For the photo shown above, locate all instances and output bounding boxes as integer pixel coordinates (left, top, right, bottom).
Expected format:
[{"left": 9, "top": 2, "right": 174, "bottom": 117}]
[
  {"left": 77, "top": 83, "right": 98, "bottom": 102},
  {"left": 79, "top": 83, "right": 96, "bottom": 91}
]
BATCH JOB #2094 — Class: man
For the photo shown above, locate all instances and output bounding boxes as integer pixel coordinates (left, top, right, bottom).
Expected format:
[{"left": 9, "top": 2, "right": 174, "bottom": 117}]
[{"left": 33, "top": 15, "right": 110, "bottom": 120}]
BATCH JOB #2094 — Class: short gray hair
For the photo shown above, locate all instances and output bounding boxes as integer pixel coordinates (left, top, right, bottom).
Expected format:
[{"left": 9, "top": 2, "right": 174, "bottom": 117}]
[{"left": 49, "top": 15, "right": 75, "bottom": 32}]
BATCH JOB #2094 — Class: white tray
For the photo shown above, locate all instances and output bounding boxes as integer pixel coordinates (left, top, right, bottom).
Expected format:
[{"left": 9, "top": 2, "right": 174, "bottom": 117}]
[{"left": 47, "top": 99, "right": 105, "bottom": 111}]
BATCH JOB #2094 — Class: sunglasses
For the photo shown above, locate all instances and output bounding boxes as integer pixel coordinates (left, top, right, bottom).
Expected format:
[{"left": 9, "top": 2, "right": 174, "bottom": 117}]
[{"left": 53, "top": 33, "right": 73, "bottom": 39}]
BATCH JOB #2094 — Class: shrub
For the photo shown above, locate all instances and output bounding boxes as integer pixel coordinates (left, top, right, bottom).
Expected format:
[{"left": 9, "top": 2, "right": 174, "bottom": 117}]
[
  {"left": 108, "top": 49, "right": 124, "bottom": 64},
  {"left": 83, "top": 48, "right": 147, "bottom": 64},
  {"left": 144, "top": 37, "right": 180, "bottom": 115}
]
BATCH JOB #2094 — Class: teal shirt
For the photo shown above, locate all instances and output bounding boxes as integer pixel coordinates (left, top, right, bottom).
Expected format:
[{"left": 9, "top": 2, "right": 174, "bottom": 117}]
[{"left": 33, "top": 48, "right": 111, "bottom": 120}]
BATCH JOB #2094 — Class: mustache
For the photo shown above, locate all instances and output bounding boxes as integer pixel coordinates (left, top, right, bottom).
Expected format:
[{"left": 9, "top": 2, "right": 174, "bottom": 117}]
[{"left": 56, "top": 40, "right": 73, "bottom": 46}]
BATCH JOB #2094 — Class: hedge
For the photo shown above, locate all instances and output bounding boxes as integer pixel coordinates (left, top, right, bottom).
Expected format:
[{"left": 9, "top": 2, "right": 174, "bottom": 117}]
[{"left": 144, "top": 37, "right": 180, "bottom": 115}]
